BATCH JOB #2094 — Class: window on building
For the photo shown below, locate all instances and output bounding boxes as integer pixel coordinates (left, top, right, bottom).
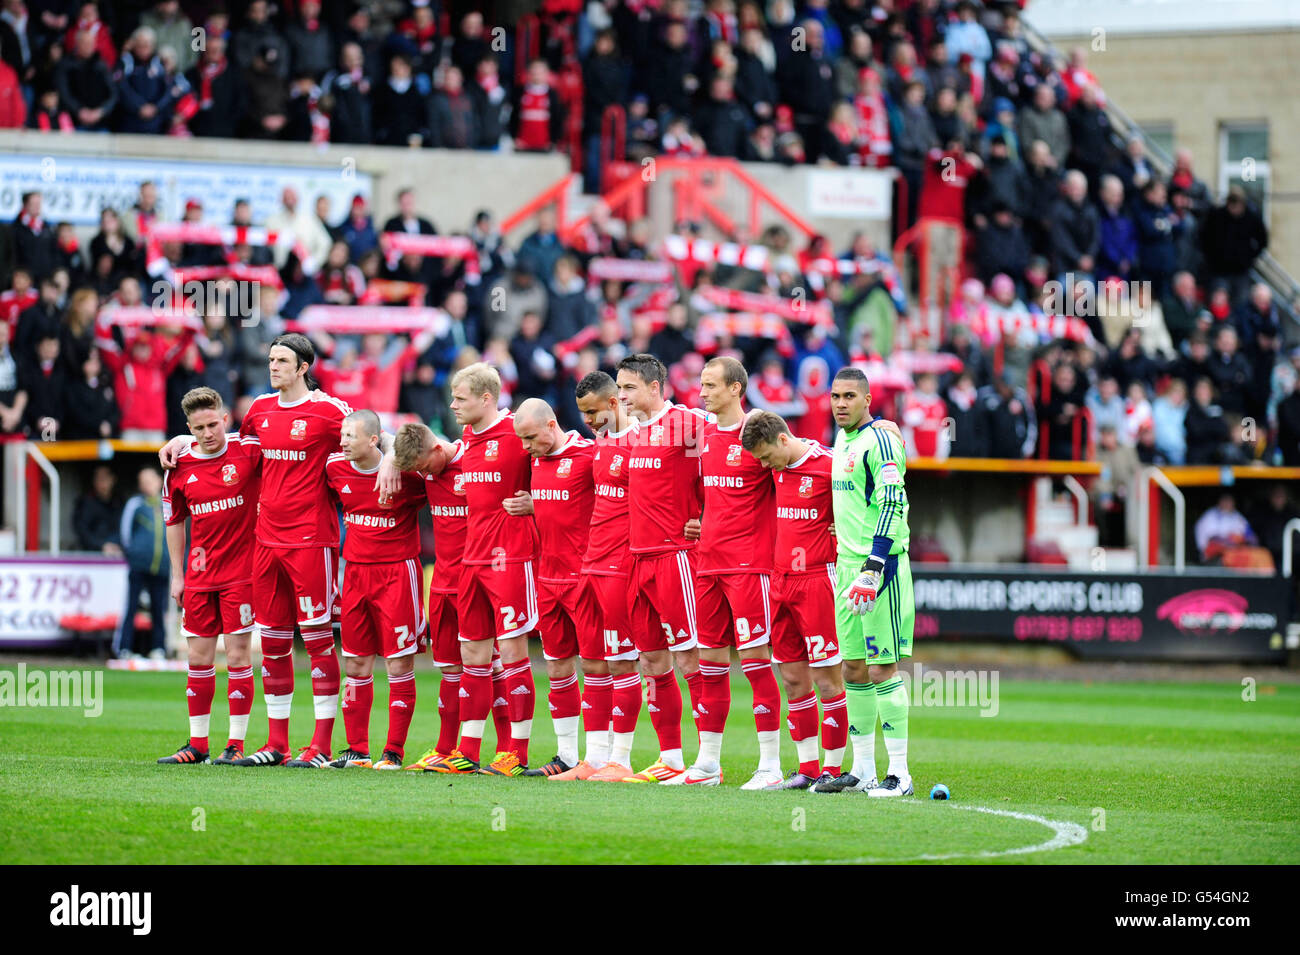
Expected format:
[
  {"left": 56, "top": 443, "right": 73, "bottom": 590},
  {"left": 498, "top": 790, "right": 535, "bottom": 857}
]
[
  {"left": 1218, "top": 122, "right": 1270, "bottom": 220},
  {"left": 1139, "top": 122, "right": 1175, "bottom": 162}
]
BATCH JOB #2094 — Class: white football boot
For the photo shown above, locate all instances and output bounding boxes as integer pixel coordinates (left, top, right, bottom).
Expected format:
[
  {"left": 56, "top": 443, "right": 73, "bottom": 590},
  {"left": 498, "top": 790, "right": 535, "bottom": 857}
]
[
  {"left": 740, "top": 766, "right": 785, "bottom": 790},
  {"left": 868, "top": 773, "right": 913, "bottom": 797}
]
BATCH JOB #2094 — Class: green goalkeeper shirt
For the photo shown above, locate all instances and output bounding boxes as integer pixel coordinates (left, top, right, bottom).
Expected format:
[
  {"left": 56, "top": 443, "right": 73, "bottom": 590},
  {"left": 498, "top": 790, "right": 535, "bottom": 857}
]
[{"left": 831, "top": 417, "right": 910, "bottom": 563}]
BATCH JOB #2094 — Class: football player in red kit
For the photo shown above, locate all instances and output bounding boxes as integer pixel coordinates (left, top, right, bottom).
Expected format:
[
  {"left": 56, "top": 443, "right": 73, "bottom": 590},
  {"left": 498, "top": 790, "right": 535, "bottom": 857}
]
[
  {"left": 439, "top": 362, "right": 541, "bottom": 776},
  {"left": 615, "top": 353, "right": 706, "bottom": 784},
  {"left": 391, "top": 423, "right": 468, "bottom": 773},
  {"left": 390, "top": 425, "right": 517, "bottom": 773},
  {"left": 559, "top": 371, "right": 643, "bottom": 781},
  {"left": 160, "top": 333, "right": 397, "bottom": 768},
  {"left": 324, "top": 410, "right": 429, "bottom": 769},
  {"left": 741, "top": 410, "right": 849, "bottom": 790},
  {"left": 682, "top": 356, "right": 785, "bottom": 789},
  {"left": 157, "top": 387, "right": 260, "bottom": 765},
  {"left": 507, "top": 397, "right": 599, "bottom": 776}
]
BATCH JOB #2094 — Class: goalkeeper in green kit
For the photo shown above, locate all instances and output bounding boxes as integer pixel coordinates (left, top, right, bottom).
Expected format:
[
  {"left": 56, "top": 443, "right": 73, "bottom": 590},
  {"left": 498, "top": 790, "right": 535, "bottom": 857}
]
[{"left": 813, "top": 367, "right": 914, "bottom": 796}]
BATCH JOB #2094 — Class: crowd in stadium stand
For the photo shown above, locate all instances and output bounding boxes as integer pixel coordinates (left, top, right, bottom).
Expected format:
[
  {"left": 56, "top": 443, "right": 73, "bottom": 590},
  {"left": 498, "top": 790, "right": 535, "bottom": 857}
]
[{"left": 1, "top": 0, "right": 1297, "bottom": 490}]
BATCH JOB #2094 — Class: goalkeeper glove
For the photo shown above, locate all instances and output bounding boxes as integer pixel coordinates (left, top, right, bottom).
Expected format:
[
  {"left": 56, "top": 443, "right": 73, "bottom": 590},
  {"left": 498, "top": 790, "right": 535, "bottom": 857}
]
[{"left": 846, "top": 556, "right": 886, "bottom": 615}]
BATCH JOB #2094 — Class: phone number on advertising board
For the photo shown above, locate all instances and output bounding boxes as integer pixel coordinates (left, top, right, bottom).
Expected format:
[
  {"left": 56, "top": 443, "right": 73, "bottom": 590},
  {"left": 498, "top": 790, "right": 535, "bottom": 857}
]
[{"left": 1013, "top": 615, "right": 1142, "bottom": 642}]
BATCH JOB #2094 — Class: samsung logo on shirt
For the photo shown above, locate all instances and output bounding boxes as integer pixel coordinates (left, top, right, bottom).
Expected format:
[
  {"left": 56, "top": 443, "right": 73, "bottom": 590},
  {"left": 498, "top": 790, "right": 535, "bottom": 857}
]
[
  {"left": 461, "top": 471, "right": 503, "bottom": 483},
  {"left": 832, "top": 480, "right": 857, "bottom": 491},
  {"left": 703, "top": 476, "right": 744, "bottom": 488},
  {"left": 595, "top": 485, "right": 626, "bottom": 498},
  {"left": 628, "top": 457, "right": 663, "bottom": 469},
  {"left": 345, "top": 513, "right": 397, "bottom": 528},
  {"left": 262, "top": 449, "right": 307, "bottom": 461},
  {"left": 532, "top": 489, "right": 570, "bottom": 501},
  {"left": 431, "top": 506, "right": 468, "bottom": 517},
  {"left": 192, "top": 495, "right": 245, "bottom": 515},
  {"left": 777, "top": 506, "right": 820, "bottom": 520}
]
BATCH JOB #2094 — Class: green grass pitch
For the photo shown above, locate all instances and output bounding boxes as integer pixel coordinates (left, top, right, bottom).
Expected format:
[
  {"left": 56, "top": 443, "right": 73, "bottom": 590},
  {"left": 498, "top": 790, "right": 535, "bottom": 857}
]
[{"left": 2, "top": 663, "right": 1297, "bottom": 864}]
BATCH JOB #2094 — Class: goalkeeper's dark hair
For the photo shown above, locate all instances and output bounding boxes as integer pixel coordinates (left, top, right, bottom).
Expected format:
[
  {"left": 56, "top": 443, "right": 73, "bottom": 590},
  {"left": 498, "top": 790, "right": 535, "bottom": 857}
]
[
  {"left": 616, "top": 352, "right": 667, "bottom": 390},
  {"left": 270, "top": 332, "right": 319, "bottom": 390},
  {"left": 740, "top": 410, "right": 790, "bottom": 451},
  {"left": 832, "top": 366, "right": 870, "bottom": 391},
  {"left": 575, "top": 370, "right": 617, "bottom": 401}
]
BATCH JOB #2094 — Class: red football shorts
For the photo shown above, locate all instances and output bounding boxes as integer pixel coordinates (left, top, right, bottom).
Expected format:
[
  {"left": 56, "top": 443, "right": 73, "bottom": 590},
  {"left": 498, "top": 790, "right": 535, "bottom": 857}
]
[
  {"left": 695, "top": 572, "right": 773, "bottom": 651},
  {"left": 180, "top": 583, "right": 255, "bottom": 639},
  {"left": 585, "top": 572, "right": 636, "bottom": 661},
  {"left": 252, "top": 543, "right": 338, "bottom": 630},
  {"left": 770, "top": 565, "right": 841, "bottom": 667},
  {"left": 340, "top": 557, "right": 426, "bottom": 659},
  {"left": 425, "top": 585, "right": 461, "bottom": 667},
  {"left": 537, "top": 576, "right": 602, "bottom": 661},
  {"left": 458, "top": 560, "right": 539, "bottom": 643},
  {"left": 629, "top": 549, "right": 699, "bottom": 653}
]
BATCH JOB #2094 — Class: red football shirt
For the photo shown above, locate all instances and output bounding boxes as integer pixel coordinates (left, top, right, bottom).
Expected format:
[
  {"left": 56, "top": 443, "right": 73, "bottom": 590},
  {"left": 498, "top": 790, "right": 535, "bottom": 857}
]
[
  {"left": 459, "top": 411, "right": 539, "bottom": 566},
  {"left": 901, "top": 391, "right": 948, "bottom": 457},
  {"left": 698, "top": 412, "right": 776, "bottom": 575},
  {"left": 314, "top": 364, "right": 367, "bottom": 409},
  {"left": 325, "top": 453, "right": 426, "bottom": 563},
  {"left": 919, "top": 148, "right": 975, "bottom": 224},
  {"left": 423, "top": 440, "right": 468, "bottom": 594},
  {"left": 627, "top": 403, "right": 706, "bottom": 555},
  {"left": 529, "top": 431, "right": 596, "bottom": 583},
  {"left": 773, "top": 441, "right": 836, "bottom": 575},
  {"left": 239, "top": 389, "right": 352, "bottom": 548},
  {"left": 582, "top": 423, "right": 638, "bottom": 575},
  {"left": 162, "top": 433, "right": 261, "bottom": 591},
  {"left": 0, "top": 289, "right": 36, "bottom": 332}
]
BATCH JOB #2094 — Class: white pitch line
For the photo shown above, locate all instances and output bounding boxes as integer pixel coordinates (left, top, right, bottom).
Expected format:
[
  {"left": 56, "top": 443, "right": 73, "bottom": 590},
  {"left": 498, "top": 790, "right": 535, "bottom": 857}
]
[{"left": 767, "top": 802, "right": 1088, "bottom": 865}]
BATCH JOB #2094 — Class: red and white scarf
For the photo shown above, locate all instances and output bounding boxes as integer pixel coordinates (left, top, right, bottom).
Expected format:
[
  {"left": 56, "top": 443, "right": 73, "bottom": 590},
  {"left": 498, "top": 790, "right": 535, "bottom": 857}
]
[
  {"left": 18, "top": 210, "right": 43, "bottom": 234},
  {"left": 199, "top": 56, "right": 227, "bottom": 109}
]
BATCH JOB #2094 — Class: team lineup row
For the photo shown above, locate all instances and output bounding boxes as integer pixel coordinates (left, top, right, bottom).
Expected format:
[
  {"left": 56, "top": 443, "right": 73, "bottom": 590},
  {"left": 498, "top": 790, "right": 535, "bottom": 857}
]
[{"left": 156, "top": 333, "right": 916, "bottom": 794}]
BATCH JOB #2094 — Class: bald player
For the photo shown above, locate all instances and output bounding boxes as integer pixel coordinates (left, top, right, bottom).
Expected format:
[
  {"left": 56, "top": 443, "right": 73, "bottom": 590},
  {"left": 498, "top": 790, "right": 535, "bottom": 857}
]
[
  {"left": 508, "top": 398, "right": 602, "bottom": 776},
  {"left": 324, "top": 410, "right": 429, "bottom": 769}
]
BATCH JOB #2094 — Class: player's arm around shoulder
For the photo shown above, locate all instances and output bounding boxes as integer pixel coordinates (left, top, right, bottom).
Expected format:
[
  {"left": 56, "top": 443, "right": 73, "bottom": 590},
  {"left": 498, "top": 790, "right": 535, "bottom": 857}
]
[
  {"left": 868, "top": 420, "right": 908, "bottom": 485},
  {"left": 161, "top": 469, "right": 188, "bottom": 607},
  {"left": 503, "top": 490, "right": 534, "bottom": 515},
  {"left": 868, "top": 416, "right": 905, "bottom": 448}
]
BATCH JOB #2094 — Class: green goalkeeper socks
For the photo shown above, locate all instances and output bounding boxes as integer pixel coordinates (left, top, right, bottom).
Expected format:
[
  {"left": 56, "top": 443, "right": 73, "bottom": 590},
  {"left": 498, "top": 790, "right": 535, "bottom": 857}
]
[
  {"left": 876, "top": 677, "right": 910, "bottom": 779},
  {"left": 846, "top": 681, "right": 876, "bottom": 780}
]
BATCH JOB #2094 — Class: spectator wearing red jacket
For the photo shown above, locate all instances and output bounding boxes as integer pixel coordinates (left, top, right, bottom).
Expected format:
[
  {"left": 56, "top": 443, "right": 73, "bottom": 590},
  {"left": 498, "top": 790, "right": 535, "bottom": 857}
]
[
  {"left": 852, "top": 68, "right": 891, "bottom": 168},
  {"left": 63, "top": 2, "right": 115, "bottom": 68},
  {"left": 0, "top": 52, "right": 24, "bottom": 127},
  {"left": 919, "top": 143, "right": 981, "bottom": 224},
  {"left": 512, "top": 58, "right": 563, "bottom": 152},
  {"left": 312, "top": 327, "right": 437, "bottom": 414},
  {"left": 0, "top": 267, "right": 36, "bottom": 332},
  {"left": 902, "top": 372, "right": 949, "bottom": 458},
  {"left": 747, "top": 355, "right": 808, "bottom": 420},
  {"left": 97, "top": 327, "right": 194, "bottom": 441}
]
